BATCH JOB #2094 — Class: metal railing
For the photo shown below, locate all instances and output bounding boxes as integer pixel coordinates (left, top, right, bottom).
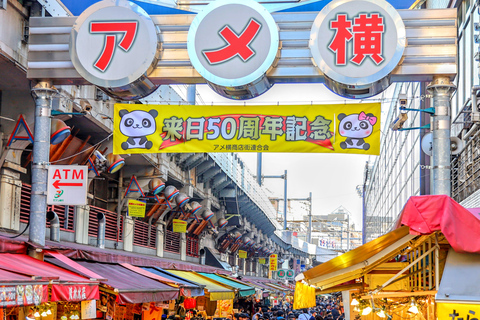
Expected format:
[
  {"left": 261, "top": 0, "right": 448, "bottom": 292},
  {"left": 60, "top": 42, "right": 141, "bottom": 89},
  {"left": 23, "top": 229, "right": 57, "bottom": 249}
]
[
  {"left": 186, "top": 235, "right": 199, "bottom": 257},
  {"left": 165, "top": 229, "right": 181, "bottom": 253},
  {"left": 133, "top": 219, "right": 157, "bottom": 249}
]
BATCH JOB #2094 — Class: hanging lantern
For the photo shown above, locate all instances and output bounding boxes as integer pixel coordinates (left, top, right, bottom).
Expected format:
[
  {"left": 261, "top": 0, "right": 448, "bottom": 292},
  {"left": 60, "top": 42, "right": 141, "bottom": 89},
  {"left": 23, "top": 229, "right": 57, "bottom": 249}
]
[
  {"left": 50, "top": 119, "right": 71, "bottom": 145},
  {"left": 190, "top": 201, "right": 202, "bottom": 215},
  {"left": 148, "top": 178, "right": 165, "bottom": 195},
  {"left": 176, "top": 193, "right": 190, "bottom": 208},
  {"left": 201, "top": 208, "right": 214, "bottom": 221},
  {"left": 164, "top": 185, "right": 179, "bottom": 202},
  {"left": 217, "top": 218, "right": 228, "bottom": 229},
  {"left": 106, "top": 153, "right": 125, "bottom": 174},
  {"left": 233, "top": 231, "right": 242, "bottom": 241}
]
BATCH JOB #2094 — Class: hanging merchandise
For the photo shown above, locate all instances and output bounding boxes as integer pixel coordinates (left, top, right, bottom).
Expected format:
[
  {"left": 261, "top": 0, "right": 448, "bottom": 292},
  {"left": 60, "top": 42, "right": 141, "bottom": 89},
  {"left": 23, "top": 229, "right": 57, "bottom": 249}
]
[{"left": 184, "top": 298, "right": 196, "bottom": 310}]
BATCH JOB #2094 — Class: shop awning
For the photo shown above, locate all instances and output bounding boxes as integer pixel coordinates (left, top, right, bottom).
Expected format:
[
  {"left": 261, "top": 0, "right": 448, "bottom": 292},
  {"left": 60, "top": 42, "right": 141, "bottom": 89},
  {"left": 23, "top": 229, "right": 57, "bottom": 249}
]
[
  {"left": 0, "top": 254, "right": 99, "bottom": 303},
  {"left": 168, "top": 270, "right": 234, "bottom": 301},
  {"left": 263, "top": 283, "right": 288, "bottom": 292},
  {"left": 0, "top": 269, "right": 50, "bottom": 307},
  {"left": 47, "top": 258, "right": 179, "bottom": 304},
  {"left": 395, "top": 195, "right": 480, "bottom": 254},
  {"left": 241, "top": 278, "right": 272, "bottom": 292},
  {"left": 199, "top": 273, "right": 255, "bottom": 297},
  {"left": 297, "top": 226, "right": 417, "bottom": 289},
  {"left": 141, "top": 267, "right": 205, "bottom": 297},
  {"left": 436, "top": 248, "right": 480, "bottom": 303}
]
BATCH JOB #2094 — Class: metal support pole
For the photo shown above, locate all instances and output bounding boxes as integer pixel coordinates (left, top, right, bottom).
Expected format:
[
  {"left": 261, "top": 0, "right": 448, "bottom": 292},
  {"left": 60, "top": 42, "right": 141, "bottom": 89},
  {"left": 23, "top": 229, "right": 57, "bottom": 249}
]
[
  {"left": 257, "top": 153, "right": 262, "bottom": 186},
  {"left": 283, "top": 170, "right": 287, "bottom": 230},
  {"left": 186, "top": 85, "right": 196, "bottom": 105},
  {"left": 29, "top": 81, "right": 54, "bottom": 247},
  {"left": 427, "top": 76, "right": 456, "bottom": 196},
  {"left": 307, "top": 192, "right": 312, "bottom": 243}
]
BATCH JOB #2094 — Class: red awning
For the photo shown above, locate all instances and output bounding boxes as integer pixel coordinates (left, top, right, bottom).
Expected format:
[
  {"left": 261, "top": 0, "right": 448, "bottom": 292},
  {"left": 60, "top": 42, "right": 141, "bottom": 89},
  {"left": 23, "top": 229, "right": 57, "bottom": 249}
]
[
  {"left": 49, "top": 260, "right": 180, "bottom": 304},
  {"left": 396, "top": 195, "right": 480, "bottom": 254},
  {"left": 45, "top": 250, "right": 105, "bottom": 280}
]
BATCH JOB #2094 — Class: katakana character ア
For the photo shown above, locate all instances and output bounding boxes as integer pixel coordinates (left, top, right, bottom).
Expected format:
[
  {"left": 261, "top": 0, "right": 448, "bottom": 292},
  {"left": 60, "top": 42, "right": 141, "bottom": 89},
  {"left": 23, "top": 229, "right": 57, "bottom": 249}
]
[
  {"left": 351, "top": 13, "right": 385, "bottom": 65},
  {"left": 238, "top": 116, "right": 260, "bottom": 140},
  {"left": 214, "top": 145, "right": 219, "bottom": 150},
  {"left": 185, "top": 117, "right": 206, "bottom": 140},
  {"left": 328, "top": 14, "right": 353, "bottom": 65},
  {"left": 163, "top": 116, "right": 183, "bottom": 141},
  {"left": 262, "top": 116, "right": 284, "bottom": 141},
  {"left": 309, "top": 116, "right": 333, "bottom": 140},
  {"left": 286, "top": 116, "right": 307, "bottom": 141}
]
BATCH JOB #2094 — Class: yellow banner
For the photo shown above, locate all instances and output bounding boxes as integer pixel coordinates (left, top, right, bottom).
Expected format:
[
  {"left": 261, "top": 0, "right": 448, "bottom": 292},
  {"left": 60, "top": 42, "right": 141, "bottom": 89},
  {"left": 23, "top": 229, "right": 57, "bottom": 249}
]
[
  {"left": 239, "top": 250, "right": 247, "bottom": 259},
  {"left": 437, "top": 303, "right": 480, "bottom": 319},
  {"left": 127, "top": 199, "right": 146, "bottom": 218},
  {"left": 173, "top": 219, "right": 187, "bottom": 233},
  {"left": 113, "top": 104, "right": 381, "bottom": 155},
  {"left": 259, "top": 258, "right": 266, "bottom": 264},
  {"left": 269, "top": 254, "right": 278, "bottom": 271}
]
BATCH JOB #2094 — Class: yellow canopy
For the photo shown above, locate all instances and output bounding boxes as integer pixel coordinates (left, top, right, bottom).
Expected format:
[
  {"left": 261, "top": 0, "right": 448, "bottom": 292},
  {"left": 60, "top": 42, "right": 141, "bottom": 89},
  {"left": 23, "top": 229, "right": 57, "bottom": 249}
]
[
  {"left": 168, "top": 270, "right": 235, "bottom": 301},
  {"left": 293, "top": 282, "right": 316, "bottom": 310},
  {"left": 298, "top": 226, "right": 417, "bottom": 290}
]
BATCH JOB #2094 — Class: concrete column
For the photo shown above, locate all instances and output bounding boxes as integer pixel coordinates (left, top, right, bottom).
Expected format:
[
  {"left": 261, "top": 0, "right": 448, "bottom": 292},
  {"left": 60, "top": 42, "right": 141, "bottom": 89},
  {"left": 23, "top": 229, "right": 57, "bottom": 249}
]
[
  {"left": 0, "top": 167, "right": 23, "bottom": 232},
  {"left": 123, "top": 216, "right": 134, "bottom": 252},
  {"left": 427, "top": 76, "right": 456, "bottom": 196},
  {"left": 74, "top": 205, "right": 90, "bottom": 244},
  {"left": 180, "top": 233, "right": 187, "bottom": 261},
  {"left": 156, "top": 223, "right": 164, "bottom": 257}
]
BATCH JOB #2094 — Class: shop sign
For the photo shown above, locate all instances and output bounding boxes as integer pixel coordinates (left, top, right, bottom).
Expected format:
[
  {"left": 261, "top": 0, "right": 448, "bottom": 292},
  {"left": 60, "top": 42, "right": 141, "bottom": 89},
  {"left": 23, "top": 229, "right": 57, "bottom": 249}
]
[
  {"left": 127, "top": 199, "right": 146, "bottom": 218},
  {"left": 309, "top": 0, "right": 406, "bottom": 96},
  {"left": 0, "top": 284, "right": 48, "bottom": 307},
  {"left": 69, "top": 0, "right": 160, "bottom": 89},
  {"left": 239, "top": 250, "right": 247, "bottom": 259},
  {"left": 113, "top": 103, "right": 381, "bottom": 155},
  {"left": 286, "top": 270, "right": 295, "bottom": 279},
  {"left": 269, "top": 254, "right": 278, "bottom": 272},
  {"left": 51, "top": 284, "right": 100, "bottom": 302},
  {"left": 259, "top": 258, "right": 266, "bottom": 264},
  {"left": 437, "top": 303, "right": 480, "bottom": 319},
  {"left": 277, "top": 270, "right": 286, "bottom": 278},
  {"left": 173, "top": 219, "right": 187, "bottom": 233},
  {"left": 47, "top": 165, "right": 88, "bottom": 205},
  {"left": 187, "top": 0, "right": 279, "bottom": 97},
  {"left": 81, "top": 300, "right": 97, "bottom": 319}
]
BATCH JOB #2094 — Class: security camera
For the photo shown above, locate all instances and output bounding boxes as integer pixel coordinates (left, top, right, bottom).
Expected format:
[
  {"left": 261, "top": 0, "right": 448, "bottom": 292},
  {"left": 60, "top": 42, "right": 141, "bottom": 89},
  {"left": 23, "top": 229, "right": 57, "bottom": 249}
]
[
  {"left": 80, "top": 99, "right": 92, "bottom": 112},
  {"left": 94, "top": 150, "right": 107, "bottom": 162},
  {"left": 398, "top": 93, "right": 408, "bottom": 108},
  {"left": 390, "top": 113, "right": 408, "bottom": 131}
]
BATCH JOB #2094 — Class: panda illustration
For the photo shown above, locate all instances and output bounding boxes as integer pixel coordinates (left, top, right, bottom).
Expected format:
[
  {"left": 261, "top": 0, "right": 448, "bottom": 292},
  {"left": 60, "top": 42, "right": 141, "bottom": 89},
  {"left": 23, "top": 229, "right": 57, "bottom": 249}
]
[
  {"left": 338, "top": 112, "right": 377, "bottom": 150},
  {"left": 119, "top": 109, "right": 158, "bottom": 150}
]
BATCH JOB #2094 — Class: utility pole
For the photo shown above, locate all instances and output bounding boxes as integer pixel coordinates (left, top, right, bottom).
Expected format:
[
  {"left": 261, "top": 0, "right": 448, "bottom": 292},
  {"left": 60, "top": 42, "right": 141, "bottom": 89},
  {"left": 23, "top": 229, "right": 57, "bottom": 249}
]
[
  {"left": 263, "top": 170, "right": 287, "bottom": 230},
  {"left": 257, "top": 153, "right": 262, "bottom": 186},
  {"left": 427, "top": 76, "right": 456, "bottom": 196},
  {"left": 308, "top": 192, "right": 312, "bottom": 243},
  {"left": 29, "top": 81, "right": 55, "bottom": 247}
]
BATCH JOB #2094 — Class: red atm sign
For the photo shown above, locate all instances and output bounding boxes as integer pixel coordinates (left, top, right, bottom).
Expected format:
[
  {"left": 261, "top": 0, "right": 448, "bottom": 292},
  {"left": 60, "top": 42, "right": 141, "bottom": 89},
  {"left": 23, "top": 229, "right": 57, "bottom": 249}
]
[{"left": 47, "top": 165, "right": 88, "bottom": 206}]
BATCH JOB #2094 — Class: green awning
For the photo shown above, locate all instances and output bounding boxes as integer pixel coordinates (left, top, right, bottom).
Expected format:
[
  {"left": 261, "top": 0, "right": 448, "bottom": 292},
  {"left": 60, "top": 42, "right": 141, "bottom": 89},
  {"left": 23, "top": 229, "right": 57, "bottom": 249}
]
[
  {"left": 199, "top": 273, "right": 255, "bottom": 297},
  {"left": 168, "top": 270, "right": 234, "bottom": 301}
]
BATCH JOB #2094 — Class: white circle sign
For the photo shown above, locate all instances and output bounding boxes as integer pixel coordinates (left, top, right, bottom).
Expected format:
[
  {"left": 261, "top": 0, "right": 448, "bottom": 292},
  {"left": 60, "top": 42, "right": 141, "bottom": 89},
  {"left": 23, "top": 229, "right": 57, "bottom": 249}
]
[
  {"left": 309, "top": 0, "right": 406, "bottom": 86},
  {"left": 187, "top": 0, "right": 279, "bottom": 88},
  {"left": 70, "top": 0, "right": 160, "bottom": 88}
]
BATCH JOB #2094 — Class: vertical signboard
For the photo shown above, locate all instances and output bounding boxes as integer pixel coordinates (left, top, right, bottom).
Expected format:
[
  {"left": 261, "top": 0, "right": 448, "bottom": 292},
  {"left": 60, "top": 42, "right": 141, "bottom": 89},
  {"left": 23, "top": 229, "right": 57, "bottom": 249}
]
[{"left": 269, "top": 254, "right": 278, "bottom": 272}]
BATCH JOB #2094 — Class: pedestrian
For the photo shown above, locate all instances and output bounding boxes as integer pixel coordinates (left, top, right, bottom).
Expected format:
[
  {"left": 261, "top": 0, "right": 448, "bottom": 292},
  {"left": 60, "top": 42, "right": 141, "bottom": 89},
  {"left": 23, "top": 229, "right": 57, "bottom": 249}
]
[
  {"left": 330, "top": 306, "right": 340, "bottom": 320},
  {"left": 253, "top": 308, "right": 263, "bottom": 320},
  {"left": 298, "top": 309, "right": 310, "bottom": 320}
]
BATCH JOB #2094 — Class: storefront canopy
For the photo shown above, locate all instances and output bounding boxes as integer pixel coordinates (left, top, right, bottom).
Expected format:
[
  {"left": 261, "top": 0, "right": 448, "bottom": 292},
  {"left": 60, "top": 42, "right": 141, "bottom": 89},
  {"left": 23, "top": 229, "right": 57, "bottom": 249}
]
[
  {"left": 141, "top": 267, "right": 204, "bottom": 297},
  {"left": 47, "top": 258, "right": 179, "bottom": 304},
  {"left": 168, "top": 270, "right": 234, "bottom": 301},
  {"left": 198, "top": 273, "right": 255, "bottom": 297},
  {"left": 297, "top": 226, "right": 416, "bottom": 289},
  {"left": 241, "top": 277, "right": 272, "bottom": 292},
  {"left": 263, "top": 283, "right": 289, "bottom": 292},
  {"left": 395, "top": 195, "right": 480, "bottom": 254}
]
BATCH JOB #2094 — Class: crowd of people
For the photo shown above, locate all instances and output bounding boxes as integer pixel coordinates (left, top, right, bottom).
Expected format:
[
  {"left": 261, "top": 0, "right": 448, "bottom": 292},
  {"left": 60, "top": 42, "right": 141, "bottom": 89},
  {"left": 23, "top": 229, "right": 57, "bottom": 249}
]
[{"left": 234, "top": 296, "right": 344, "bottom": 320}]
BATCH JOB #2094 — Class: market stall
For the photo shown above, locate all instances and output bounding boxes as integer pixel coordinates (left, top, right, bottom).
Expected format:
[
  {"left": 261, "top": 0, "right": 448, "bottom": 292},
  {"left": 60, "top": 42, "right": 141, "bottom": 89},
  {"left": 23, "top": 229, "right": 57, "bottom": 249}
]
[{"left": 294, "top": 195, "right": 480, "bottom": 319}]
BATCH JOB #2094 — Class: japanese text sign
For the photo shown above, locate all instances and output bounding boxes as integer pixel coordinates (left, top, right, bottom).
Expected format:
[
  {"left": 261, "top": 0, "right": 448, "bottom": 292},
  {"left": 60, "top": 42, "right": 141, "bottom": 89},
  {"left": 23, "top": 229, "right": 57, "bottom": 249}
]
[
  {"left": 239, "top": 250, "right": 247, "bottom": 259},
  {"left": 0, "top": 285, "right": 48, "bottom": 307},
  {"left": 113, "top": 103, "right": 380, "bottom": 155},
  {"left": 437, "top": 303, "right": 480, "bottom": 320},
  {"left": 127, "top": 199, "right": 146, "bottom": 218},
  {"left": 51, "top": 284, "right": 99, "bottom": 302},
  {"left": 269, "top": 254, "right": 278, "bottom": 272},
  {"left": 310, "top": 0, "right": 405, "bottom": 87},
  {"left": 173, "top": 219, "right": 187, "bottom": 233},
  {"left": 259, "top": 258, "right": 266, "bottom": 264}
]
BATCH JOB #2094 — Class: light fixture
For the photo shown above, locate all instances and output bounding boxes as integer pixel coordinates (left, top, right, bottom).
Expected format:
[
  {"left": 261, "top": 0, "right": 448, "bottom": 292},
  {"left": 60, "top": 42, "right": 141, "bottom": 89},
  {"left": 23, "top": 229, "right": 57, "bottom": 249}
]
[
  {"left": 34, "top": 311, "right": 41, "bottom": 318},
  {"left": 351, "top": 298, "right": 359, "bottom": 306},
  {"left": 353, "top": 306, "right": 360, "bottom": 312},
  {"left": 61, "top": 316, "right": 67, "bottom": 320},
  {"left": 41, "top": 311, "right": 48, "bottom": 317},
  {"left": 376, "top": 309, "right": 386, "bottom": 318},
  {"left": 361, "top": 306, "right": 372, "bottom": 315},
  {"left": 408, "top": 298, "right": 419, "bottom": 314},
  {"left": 46, "top": 309, "right": 52, "bottom": 315},
  {"left": 106, "top": 154, "right": 125, "bottom": 174}
]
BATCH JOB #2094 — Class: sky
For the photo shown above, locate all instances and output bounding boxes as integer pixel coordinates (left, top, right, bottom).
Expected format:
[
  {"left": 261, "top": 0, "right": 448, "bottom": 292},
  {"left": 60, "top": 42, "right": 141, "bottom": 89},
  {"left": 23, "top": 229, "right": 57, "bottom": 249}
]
[{"left": 173, "top": 83, "right": 395, "bottom": 231}]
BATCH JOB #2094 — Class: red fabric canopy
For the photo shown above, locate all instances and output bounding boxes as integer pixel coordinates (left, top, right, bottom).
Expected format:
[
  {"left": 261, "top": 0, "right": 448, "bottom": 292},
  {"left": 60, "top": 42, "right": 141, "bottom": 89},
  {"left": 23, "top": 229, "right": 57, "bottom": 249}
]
[
  {"left": 0, "top": 254, "right": 94, "bottom": 282},
  {"left": 396, "top": 195, "right": 480, "bottom": 254}
]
